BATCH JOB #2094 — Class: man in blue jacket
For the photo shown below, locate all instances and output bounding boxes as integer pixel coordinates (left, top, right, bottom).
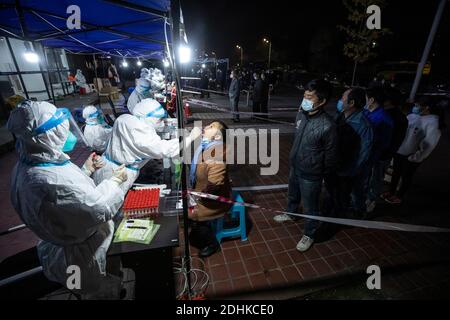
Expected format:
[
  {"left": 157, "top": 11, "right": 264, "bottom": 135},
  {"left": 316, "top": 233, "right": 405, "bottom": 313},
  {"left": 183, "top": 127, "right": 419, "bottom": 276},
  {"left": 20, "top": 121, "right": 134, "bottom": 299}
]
[
  {"left": 274, "top": 79, "right": 337, "bottom": 252},
  {"left": 363, "top": 87, "right": 393, "bottom": 214},
  {"left": 330, "top": 87, "right": 373, "bottom": 219}
]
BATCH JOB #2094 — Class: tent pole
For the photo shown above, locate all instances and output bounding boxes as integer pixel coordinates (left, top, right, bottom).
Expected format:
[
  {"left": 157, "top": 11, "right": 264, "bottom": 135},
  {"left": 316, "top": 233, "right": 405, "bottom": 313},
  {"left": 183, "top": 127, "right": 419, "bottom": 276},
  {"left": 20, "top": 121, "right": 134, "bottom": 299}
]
[
  {"left": 170, "top": 0, "right": 193, "bottom": 299},
  {"left": 42, "top": 46, "right": 56, "bottom": 103}
]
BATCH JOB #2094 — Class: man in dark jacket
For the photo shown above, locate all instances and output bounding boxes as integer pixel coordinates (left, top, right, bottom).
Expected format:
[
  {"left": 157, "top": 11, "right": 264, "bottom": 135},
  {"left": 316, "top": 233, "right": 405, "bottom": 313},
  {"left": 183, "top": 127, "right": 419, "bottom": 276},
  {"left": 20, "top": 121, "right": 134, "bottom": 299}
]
[
  {"left": 328, "top": 88, "right": 373, "bottom": 220},
  {"left": 252, "top": 73, "right": 264, "bottom": 117},
  {"left": 274, "top": 79, "right": 337, "bottom": 252},
  {"left": 260, "top": 72, "right": 270, "bottom": 118},
  {"left": 229, "top": 70, "right": 241, "bottom": 122}
]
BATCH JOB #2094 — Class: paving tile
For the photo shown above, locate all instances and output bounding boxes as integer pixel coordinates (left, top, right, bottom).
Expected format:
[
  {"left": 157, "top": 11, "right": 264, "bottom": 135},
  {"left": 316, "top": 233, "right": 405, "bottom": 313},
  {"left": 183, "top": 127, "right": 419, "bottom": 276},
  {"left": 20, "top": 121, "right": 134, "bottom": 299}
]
[
  {"left": 253, "top": 242, "right": 271, "bottom": 257},
  {"left": 266, "top": 269, "right": 287, "bottom": 287},
  {"left": 309, "top": 258, "right": 333, "bottom": 276},
  {"left": 231, "top": 276, "right": 252, "bottom": 293},
  {"left": 266, "top": 239, "right": 285, "bottom": 254},
  {"left": 244, "top": 257, "right": 264, "bottom": 275},
  {"left": 324, "top": 255, "right": 347, "bottom": 273},
  {"left": 207, "top": 251, "right": 226, "bottom": 267},
  {"left": 260, "top": 229, "right": 277, "bottom": 241},
  {"left": 326, "top": 240, "right": 347, "bottom": 255},
  {"left": 272, "top": 226, "right": 290, "bottom": 239},
  {"left": 209, "top": 265, "right": 230, "bottom": 282},
  {"left": 259, "top": 255, "right": 278, "bottom": 271},
  {"left": 280, "top": 237, "right": 298, "bottom": 251},
  {"left": 338, "top": 237, "right": 359, "bottom": 252},
  {"left": 222, "top": 247, "right": 241, "bottom": 263},
  {"left": 287, "top": 249, "right": 308, "bottom": 264},
  {"left": 228, "top": 261, "right": 247, "bottom": 279},
  {"left": 296, "top": 262, "right": 318, "bottom": 280},
  {"left": 314, "top": 242, "right": 334, "bottom": 258},
  {"left": 238, "top": 245, "right": 257, "bottom": 260},
  {"left": 249, "top": 273, "right": 269, "bottom": 290},
  {"left": 282, "top": 265, "right": 303, "bottom": 283},
  {"left": 214, "top": 280, "right": 233, "bottom": 297},
  {"left": 273, "top": 251, "right": 294, "bottom": 268}
]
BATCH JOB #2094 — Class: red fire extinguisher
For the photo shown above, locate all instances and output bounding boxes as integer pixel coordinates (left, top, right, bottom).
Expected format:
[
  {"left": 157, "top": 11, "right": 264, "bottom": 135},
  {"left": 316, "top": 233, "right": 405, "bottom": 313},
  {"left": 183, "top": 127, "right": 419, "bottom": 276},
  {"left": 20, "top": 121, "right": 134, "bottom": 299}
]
[{"left": 184, "top": 102, "right": 192, "bottom": 118}]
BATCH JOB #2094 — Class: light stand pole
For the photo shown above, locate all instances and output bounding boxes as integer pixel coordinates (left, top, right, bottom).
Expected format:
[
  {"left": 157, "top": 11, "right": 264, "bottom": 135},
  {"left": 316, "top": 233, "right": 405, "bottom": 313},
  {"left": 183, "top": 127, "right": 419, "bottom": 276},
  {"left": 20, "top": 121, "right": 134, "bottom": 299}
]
[
  {"left": 236, "top": 45, "right": 243, "bottom": 67},
  {"left": 409, "top": 0, "right": 446, "bottom": 101},
  {"left": 263, "top": 38, "right": 272, "bottom": 69}
]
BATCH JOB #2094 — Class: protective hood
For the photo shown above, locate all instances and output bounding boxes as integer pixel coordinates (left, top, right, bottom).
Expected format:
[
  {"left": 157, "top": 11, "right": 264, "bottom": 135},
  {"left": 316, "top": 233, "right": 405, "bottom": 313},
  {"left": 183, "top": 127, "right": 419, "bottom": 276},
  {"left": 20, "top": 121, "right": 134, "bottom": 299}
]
[
  {"left": 82, "top": 105, "right": 100, "bottom": 125},
  {"left": 135, "top": 77, "right": 152, "bottom": 96},
  {"left": 132, "top": 98, "right": 167, "bottom": 120},
  {"left": 140, "top": 68, "right": 150, "bottom": 79},
  {"left": 7, "top": 100, "right": 70, "bottom": 164}
]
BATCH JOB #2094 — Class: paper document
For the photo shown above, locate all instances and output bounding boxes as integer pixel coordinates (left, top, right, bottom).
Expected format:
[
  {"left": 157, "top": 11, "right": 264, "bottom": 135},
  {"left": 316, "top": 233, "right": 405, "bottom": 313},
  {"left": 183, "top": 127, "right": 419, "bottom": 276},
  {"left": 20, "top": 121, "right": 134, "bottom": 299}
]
[{"left": 113, "top": 219, "right": 160, "bottom": 245}]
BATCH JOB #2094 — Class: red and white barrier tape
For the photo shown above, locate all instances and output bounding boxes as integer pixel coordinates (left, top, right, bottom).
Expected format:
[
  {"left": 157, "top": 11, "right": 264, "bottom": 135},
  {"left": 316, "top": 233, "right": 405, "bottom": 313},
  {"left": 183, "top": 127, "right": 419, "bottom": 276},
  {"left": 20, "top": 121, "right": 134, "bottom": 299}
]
[
  {"left": 187, "top": 98, "right": 272, "bottom": 116},
  {"left": 188, "top": 190, "right": 450, "bottom": 233}
]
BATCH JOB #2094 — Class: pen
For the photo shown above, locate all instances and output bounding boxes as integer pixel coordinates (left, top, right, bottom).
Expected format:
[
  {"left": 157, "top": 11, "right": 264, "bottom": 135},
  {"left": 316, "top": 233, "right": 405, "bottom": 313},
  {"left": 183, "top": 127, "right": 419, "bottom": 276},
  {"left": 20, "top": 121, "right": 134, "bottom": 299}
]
[{"left": 126, "top": 226, "right": 147, "bottom": 230}]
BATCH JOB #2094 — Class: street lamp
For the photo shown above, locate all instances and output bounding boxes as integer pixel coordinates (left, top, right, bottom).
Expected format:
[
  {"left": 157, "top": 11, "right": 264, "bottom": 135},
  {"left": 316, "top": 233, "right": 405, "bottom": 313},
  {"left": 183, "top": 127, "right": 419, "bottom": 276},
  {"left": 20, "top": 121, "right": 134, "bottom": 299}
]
[
  {"left": 179, "top": 45, "right": 192, "bottom": 64},
  {"left": 263, "top": 38, "right": 272, "bottom": 70},
  {"left": 236, "top": 45, "right": 243, "bottom": 67}
]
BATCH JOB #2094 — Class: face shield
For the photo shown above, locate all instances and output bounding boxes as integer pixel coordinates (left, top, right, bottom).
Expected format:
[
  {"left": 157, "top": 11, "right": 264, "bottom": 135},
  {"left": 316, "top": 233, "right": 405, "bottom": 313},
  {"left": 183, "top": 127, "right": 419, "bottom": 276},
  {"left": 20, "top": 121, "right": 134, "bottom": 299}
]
[
  {"left": 85, "top": 108, "right": 106, "bottom": 126},
  {"left": 32, "top": 108, "right": 89, "bottom": 153},
  {"left": 143, "top": 104, "right": 168, "bottom": 132}
]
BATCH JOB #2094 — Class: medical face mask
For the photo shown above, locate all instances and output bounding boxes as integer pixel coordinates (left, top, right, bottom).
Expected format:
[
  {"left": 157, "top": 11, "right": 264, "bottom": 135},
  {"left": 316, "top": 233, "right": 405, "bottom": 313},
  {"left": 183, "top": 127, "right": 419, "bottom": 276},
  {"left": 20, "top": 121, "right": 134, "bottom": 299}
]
[
  {"left": 336, "top": 99, "right": 344, "bottom": 113},
  {"left": 62, "top": 131, "right": 78, "bottom": 153},
  {"left": 412, "top": 105, "right": 421, "bottom": 115},
  {"left": 301, "top": 98, "right": 314, "bottom": 112}
]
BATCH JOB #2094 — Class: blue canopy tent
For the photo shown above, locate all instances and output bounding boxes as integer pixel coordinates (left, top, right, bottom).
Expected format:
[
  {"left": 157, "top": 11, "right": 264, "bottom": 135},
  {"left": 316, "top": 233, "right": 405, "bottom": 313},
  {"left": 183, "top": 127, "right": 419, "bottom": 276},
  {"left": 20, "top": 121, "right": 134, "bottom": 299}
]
[
  {"left": 0, "top": 0, "right": 170, "bottom": 58},
  {"left": 0, "top": 0, "right": 197, "bottom": 299}
]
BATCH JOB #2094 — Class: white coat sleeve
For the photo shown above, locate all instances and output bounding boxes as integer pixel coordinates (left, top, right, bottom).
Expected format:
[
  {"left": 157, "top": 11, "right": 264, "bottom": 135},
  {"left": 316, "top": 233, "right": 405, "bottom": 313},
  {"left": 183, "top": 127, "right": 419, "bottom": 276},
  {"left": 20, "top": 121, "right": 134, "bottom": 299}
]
[
  {"left": 408, "top": 125, "right": 441, "bottom": 163},
  {"left": 55, "top": 177, "right": 125, "bottom": 225},
  {"left": 133, "top": 125, "right": 180, "bottom": 159}
]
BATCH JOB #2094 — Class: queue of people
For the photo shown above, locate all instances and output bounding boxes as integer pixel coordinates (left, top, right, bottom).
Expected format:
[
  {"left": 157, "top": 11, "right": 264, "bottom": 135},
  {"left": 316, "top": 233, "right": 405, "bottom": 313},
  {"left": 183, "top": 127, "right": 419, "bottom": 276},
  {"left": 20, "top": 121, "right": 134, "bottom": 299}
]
[{"left": 274, "top": 79, "right": 444, "bottom": 253}]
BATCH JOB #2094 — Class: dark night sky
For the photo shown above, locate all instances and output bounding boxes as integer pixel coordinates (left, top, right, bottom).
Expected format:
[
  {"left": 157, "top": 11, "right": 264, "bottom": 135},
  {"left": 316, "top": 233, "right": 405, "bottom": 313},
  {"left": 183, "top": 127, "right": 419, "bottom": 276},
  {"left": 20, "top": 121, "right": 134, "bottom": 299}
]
[{"left": 182, "top": 0, "right": 450, "bottom": 77}]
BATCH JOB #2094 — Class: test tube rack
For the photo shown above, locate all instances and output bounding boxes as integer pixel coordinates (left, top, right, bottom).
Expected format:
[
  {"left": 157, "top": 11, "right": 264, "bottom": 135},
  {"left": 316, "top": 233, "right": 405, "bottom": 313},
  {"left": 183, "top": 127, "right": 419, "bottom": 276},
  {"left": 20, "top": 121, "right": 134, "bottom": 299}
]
[{"left": 122, "top": 188, "right": 160, "bottom": 219}]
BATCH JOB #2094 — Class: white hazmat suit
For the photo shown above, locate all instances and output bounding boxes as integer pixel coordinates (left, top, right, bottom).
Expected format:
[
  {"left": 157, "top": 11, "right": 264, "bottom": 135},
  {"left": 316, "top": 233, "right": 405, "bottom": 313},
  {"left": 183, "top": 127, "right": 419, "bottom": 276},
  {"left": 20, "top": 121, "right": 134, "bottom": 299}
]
[
  {"left": 7, "top": 101, "right": 126, "bottom": 296},
  {"left": 93, "top": 98, "right": 201, "bottom": 193},
  {"left": 82, "top": 105, "right": 112, "bottom": 153}
]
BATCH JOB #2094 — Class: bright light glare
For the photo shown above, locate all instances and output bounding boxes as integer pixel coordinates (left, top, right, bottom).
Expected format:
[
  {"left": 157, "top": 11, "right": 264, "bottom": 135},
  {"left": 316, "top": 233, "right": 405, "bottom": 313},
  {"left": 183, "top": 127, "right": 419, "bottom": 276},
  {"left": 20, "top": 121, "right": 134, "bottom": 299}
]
[
  {"left": 137, "top": 60, "right": 142, "bottom": 66},
  {"left": 122, "top": 60, "right": 128, "bottom": 67},
  {"left": 24, "top": 51, "right": 39, "bottom": 63},
  {"left": 179, "top": 45, "right": 191, "bottom": 64},
  {"left": 163, "top": 59, "right": 170, "bottom": 67},
  {"left": 201, "top": 63, "right": 206, "bottom": 68}
]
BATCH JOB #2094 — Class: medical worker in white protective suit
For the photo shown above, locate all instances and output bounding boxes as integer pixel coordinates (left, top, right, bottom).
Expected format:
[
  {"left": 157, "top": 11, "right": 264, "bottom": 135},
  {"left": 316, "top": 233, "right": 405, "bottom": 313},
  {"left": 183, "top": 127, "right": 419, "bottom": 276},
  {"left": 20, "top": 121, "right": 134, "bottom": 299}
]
[
  {"left": 7, "top": 100, "right": 128, "bottom": 297},
  {"left": 127, "top": 68, "right": 152, "bottom": 113},
  {"left": 93, "top": 98, "right": 201, "bottom": 192},
  {"left": 82, "top": 105, "right": 112, "bottom": 153}
]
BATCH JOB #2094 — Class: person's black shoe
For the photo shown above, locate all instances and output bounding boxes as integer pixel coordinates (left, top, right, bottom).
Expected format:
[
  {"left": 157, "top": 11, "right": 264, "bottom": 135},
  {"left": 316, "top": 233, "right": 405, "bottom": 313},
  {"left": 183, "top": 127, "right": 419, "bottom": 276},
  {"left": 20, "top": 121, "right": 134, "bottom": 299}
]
[
  {"left": 198, "top": 243, "right": 220, "bottom": 258},
  {"left": 233, "top": 118, "right": 240, "bottom": 123}
]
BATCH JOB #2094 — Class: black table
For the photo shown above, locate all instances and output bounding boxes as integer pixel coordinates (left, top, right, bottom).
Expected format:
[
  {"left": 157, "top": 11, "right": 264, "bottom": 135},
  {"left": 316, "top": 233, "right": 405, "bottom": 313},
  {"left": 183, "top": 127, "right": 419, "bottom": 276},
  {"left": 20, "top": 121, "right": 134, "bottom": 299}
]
[{"left": 108, "top": 192, "right": 181, "bottom": 300}]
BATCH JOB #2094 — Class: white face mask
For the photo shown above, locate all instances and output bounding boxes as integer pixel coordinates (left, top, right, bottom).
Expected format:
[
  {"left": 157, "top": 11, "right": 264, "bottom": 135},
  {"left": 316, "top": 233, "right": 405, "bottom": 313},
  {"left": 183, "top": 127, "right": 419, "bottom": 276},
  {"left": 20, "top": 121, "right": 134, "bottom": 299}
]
[
  {"left": 145, "top": 117, "right": 165, "bottom": 132},
  {"left": 230, "top": 74, "right": 233, "bottom": 79}
]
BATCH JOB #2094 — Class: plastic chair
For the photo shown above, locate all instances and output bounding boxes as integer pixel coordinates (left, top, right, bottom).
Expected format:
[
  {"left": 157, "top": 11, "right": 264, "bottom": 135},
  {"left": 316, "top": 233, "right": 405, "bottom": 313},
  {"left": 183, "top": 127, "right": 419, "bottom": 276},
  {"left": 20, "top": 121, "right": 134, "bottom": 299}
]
[{"left": 213, "top": 192, "right": 247, "bottom": 243}]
